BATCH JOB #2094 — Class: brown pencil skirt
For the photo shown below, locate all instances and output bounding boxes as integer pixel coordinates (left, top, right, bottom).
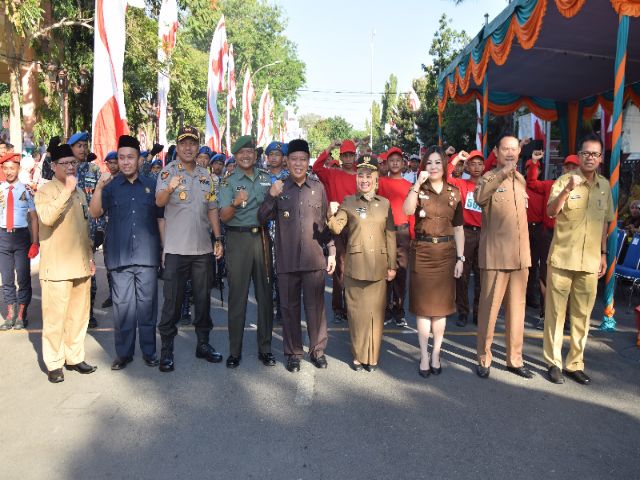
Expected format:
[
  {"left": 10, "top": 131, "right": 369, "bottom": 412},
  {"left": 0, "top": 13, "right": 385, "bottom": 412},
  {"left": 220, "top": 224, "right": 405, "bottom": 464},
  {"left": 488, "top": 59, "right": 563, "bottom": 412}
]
[
  {"left": 409, "top": 241, "right": 456, "bottom": 317},
  {"left": 344, "top": 276, "right": 387, "bottom": 365}
]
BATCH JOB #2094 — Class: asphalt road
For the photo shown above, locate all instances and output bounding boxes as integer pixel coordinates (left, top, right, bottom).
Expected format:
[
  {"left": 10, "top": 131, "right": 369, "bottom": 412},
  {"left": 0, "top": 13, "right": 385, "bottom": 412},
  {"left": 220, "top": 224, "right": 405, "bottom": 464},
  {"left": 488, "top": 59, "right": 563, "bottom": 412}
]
[{"left": 1, "top": 251, "right": 639, "bottom": 480}]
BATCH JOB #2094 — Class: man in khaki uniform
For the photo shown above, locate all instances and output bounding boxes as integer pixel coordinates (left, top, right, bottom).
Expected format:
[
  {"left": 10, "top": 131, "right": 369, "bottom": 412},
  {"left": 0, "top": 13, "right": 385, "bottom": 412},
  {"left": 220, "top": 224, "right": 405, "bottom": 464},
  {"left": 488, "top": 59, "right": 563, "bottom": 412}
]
[
  {"left": 544, "top": 133, "right": 614, "bottom": 385},
  {"left": 35, "top": 144, "right": 96, "bottom": 383},
  {"left": 474, "top": 134, "right": 533, "bottom": 379}
]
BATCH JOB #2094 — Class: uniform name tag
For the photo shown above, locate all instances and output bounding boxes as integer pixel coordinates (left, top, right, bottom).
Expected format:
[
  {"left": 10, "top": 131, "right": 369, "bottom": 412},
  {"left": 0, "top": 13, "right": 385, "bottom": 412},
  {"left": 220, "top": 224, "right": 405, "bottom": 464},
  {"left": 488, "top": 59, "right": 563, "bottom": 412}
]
[
  {"left": 260, "top": 182, "right": 271, "bottom": 186},
  {"left": 496, "top": 187, "right": 506, "bottom": 193},
  {"left": 569, "top": 194, "right": 581, "bottom": 200},
  {"left": 464, "top": 191, "right": 481, "bottom": 213}
]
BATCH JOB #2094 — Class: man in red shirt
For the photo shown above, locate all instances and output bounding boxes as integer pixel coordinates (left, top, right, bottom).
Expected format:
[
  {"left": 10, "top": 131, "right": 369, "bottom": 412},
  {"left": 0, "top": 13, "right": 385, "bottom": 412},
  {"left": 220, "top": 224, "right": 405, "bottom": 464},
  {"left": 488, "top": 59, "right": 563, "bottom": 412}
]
[
  {"left": 312, "top": 139, "right": 357, "bottom": 322},
  {"left": 447, "top": 149, "right": 484, "bottom": 326},
  {"left": 378, "top": 147, "right": 414, "bottom": 327},
  {"left": 526, "top": 152, "right": 580, "bottom": 328}
]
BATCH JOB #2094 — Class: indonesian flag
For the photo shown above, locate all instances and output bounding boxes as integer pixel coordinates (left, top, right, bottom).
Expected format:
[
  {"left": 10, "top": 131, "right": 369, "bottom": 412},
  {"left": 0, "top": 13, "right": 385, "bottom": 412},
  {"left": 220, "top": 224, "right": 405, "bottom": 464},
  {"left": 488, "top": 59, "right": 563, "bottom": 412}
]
[
  {"left": 241, "top": 68, "right": 255, "bottom": 135},
  {"left": 256, "top": 85, "right": 270, "bottom": 147},
  {"left": 157, "top": 0, "right": 178, "bottom": 159},
  {"left": 91, "top": 0, "right": 144, "bottom": 164},
  {"left": 205, "top": 17, "right": 228, "bottom": 151},
  {"left": 408, "top": 86, "right": 421, "bottom": 112},
  {"left": 476, "top": 98, "right": 482, "bottom": 151},
  {"left": 531, "top": 113, "right": 546, "bottom": 146}
]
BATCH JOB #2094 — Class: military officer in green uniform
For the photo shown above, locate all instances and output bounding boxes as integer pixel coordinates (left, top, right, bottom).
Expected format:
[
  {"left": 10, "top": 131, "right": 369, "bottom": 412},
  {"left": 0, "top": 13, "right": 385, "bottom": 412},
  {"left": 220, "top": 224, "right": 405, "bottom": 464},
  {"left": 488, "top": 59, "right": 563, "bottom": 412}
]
[{"left": 219, "top": 135, "right": 275, "bottom": 368}]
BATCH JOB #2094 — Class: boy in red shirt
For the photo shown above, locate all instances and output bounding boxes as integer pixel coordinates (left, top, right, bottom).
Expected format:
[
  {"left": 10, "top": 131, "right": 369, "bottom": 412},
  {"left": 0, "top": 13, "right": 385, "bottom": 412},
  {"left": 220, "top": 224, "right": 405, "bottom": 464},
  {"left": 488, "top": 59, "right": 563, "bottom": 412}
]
[
  {"left": 312, "top": 140, "right": 357, "bottom": 322},
  {"left": 447, "top": 149, "right": 484, "bottom": 326},
  {"left": 378, "top": 147, "right": 415, "bottom": 327}
]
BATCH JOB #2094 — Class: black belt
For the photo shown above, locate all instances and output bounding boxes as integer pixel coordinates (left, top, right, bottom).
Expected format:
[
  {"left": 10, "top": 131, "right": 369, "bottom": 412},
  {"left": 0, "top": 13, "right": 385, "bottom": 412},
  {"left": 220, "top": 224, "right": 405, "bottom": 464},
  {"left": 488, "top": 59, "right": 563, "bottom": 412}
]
[
  {"left": 528, "top": 222, "right": 540, "bottom": 227},
  {"left": 0, "top": 227, "right": 28, "bottom": 233},
  {"left": 225, "top": 225, "right": 264, "bottom": 234},
  {"left": 397, "top": 223, "right": 410, "bottom": 230},
  {"left": 463, "top": 225, "right": 480, "bottom": 231},
  {"left": 415, "top": 235, "right": 453, "bottom": 244}
]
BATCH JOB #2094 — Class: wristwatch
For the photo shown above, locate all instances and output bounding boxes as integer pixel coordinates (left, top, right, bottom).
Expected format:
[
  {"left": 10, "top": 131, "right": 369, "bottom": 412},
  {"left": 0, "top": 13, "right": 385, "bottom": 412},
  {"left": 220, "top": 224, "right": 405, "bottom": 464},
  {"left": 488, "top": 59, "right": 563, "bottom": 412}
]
[{"left": 457, "top": 256, "right": 466, "bottom": 262}]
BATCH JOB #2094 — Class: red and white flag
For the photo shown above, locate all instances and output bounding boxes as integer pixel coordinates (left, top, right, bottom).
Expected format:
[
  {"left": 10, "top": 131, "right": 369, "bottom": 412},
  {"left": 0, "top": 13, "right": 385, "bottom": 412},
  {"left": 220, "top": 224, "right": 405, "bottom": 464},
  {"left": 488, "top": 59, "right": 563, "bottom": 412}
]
[
  {"left": 408, "top": 86, "right": 421, "bottom": 112},
  {"left": 157, "top": 0, "right": 178, "bottom": 159},
  {"left": 476, "top": 98, "right": 482, "bottom": 151},
  {"left": 257, "top": 86, "right": 271, "bottom": 147},
  {"left": 599, "top": 105, "right": 613, "bottom": 151},
  {"left": 225, "top": 44, "right": 236, "bottom": 155},
  {"left": 205, "top": 16, "right": 228, "bottom": 151},
  {"left": 531, "top": 113, "right": 546, "bottom": 146},
  {"left": 91, "top": 0, "right": 144, "bottom": 164},
  {"left": 241, "top": 68, "right": 255, "bottom": 135}
]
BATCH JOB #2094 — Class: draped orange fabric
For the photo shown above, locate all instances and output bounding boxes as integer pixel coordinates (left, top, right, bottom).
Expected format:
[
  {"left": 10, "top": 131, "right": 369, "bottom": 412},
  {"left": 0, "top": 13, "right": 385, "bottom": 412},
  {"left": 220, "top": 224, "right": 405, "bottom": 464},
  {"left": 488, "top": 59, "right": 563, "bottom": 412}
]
[
  {"left": 554, "top": 0, "right": 587, "bottom": 18},
  {"left": 610, "top": 0, "right": 640, "bottom": 17}
]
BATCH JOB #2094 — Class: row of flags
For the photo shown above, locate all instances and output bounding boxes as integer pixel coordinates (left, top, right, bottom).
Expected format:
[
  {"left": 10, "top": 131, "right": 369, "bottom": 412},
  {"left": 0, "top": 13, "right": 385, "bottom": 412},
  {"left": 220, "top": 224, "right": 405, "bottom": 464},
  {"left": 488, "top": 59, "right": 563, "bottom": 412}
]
[{"left": 91, "top": 2, "right": 283, "bottom": 161}]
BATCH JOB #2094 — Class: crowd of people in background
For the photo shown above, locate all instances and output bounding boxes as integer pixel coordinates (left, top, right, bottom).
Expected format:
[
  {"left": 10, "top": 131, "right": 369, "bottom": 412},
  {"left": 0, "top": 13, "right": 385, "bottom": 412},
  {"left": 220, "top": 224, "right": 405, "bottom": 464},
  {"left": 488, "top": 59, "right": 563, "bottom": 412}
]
[{"left": 0, "top": 126, "right": 614, "bottom": 388}]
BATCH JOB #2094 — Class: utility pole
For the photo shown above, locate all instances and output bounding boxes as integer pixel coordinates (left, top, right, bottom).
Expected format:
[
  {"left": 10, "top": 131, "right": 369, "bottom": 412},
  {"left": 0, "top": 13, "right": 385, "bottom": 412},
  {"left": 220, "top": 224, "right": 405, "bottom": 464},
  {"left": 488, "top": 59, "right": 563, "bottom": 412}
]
[{"left": 370, "top": 29, "right": 375, "bottom": 150}]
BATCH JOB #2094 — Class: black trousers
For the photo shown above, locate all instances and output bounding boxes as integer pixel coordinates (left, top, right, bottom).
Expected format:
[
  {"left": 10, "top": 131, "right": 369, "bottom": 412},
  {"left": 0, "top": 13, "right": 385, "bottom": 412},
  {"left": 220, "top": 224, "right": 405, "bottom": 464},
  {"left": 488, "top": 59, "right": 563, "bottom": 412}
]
[
  {"left": 280, "top": 270, "right": 328, "bottom": 359},
  {"left": 386, "top": 226, "right": 410, "bottom": 318},
  {"left": 159, "top": 253, "right": 214, "bottom": 342},
  {"left": 0, "top": 228, "right": 31, "bottom": 306},
  {"left": 226, "top": 230, "right": 273, "bottom": 357},
  {"left": 526, "top": 222, "right": 543, "bottom": 302},
  {"left": 456, "top": 226, "right": 481, "bottom": 318},
  {"left": 111, "top": 265, "right": 157, "bottom": 358}
]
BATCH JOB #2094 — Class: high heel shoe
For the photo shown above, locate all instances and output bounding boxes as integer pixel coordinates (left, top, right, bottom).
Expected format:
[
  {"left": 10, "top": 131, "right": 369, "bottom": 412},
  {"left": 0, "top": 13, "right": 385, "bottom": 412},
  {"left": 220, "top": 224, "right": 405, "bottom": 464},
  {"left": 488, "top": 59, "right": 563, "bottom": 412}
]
[
  {"left": 419, "top": 366, "right": 431, "bottom": 378},
  {"left": 430, "top": 358, "right": 442, "bottom": 375}
]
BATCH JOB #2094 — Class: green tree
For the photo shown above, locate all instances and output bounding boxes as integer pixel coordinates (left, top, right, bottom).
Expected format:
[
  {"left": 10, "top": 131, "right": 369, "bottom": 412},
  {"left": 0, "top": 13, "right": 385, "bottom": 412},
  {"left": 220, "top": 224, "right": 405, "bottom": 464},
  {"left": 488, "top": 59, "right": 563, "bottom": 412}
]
[{"left": 306, "top": 116, "right": 353, "bottom": 157}]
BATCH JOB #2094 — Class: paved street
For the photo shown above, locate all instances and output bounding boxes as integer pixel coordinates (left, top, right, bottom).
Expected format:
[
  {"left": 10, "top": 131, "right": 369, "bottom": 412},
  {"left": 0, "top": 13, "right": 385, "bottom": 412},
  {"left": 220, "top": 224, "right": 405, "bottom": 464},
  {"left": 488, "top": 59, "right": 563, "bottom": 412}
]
[{"left": 1, "top": 251, "right": 639, "bottom": 479}]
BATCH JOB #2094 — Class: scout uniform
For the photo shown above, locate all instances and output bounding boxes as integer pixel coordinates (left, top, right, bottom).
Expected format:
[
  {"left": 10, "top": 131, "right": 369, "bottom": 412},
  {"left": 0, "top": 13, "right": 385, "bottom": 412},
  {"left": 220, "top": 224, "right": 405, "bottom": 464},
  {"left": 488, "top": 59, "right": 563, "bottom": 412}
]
[
  {"left": 327, "top": 156, "right": 397, "bottom": 368},
  {"left": 72, "top": 132, "right": 104, "bottom": 328},
  {"left": 156, "top": 126, "right": 222, "bottom": 372},
  {"left": 35, "top": 145, "right": 94, "bottom": 376},
  {"left": 218, "top": 136, "right": 273, "bottom": 366},
  {"left": 543, "top": 170, "right": 614, "bottom": 377},
  {"left": 0, "top": 154, "right": 37, "bottom": 330},
  {"left": 474, "top": 166, "right": 531, "bottom": 373},
  {"left": 257, "top": 139, "right": 334, "bottom": 371}
]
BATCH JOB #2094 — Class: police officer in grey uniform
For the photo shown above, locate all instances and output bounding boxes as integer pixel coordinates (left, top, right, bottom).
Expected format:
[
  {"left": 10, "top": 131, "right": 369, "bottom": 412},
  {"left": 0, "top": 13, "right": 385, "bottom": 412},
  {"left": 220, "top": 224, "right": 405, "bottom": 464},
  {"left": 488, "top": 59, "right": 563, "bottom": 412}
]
[
  {"left": 155, "top": 126, "right": 224, "bottom": 372},
  {"left": 218, "top": 135, "right": 275, "bottom": 368}
]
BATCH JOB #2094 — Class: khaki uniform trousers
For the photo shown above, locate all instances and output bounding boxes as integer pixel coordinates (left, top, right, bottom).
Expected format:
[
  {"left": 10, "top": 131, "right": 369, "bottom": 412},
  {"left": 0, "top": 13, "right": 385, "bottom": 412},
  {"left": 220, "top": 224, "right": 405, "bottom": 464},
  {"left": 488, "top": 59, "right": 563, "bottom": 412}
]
[
  {"left": 41, "top": 276, "right": 91, "bottom": 371},
  {"left": 477, "top": 268, "right": 528, "bottom": 368},
  {"left": 543, "top": 265, "right": 597, "bottom": 372}
]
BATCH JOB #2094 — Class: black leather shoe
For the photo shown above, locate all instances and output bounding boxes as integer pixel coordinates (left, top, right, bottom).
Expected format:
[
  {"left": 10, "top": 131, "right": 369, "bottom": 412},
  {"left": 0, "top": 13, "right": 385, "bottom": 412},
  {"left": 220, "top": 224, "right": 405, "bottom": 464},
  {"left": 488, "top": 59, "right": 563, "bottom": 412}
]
[
  {"left": 87, "top": 317, "right": 97, "bottom": 329},
  {"left": 476, "top": 365, "right": 490, "bottom": 378},
  {"left": 195, "top": 343, "right": 223, "bottom": 363},
  {"left": 65, "top": 361, "right": 97, "bottom": 374},
  {"left": 364, "top": 364, "right": 377, "bottom": 372},
  {"left": 351, "top": 362, "right": 364, "bottom": 372},
  {"left": 159, "top": 351, "right": 174, "bottom": 372},
  {"left": 311, "top": 355, "right": 328, "bottom": 369},
  {"left": 143, "top": 355, "right": 160, "bottom": 367},
  {"left": 507, "top": 365, "right": 534, "bottom": 379},
  {"left": 547, "top": 366, "right": 564, "bottom": 384},
  {"left": 564, "top": 369, "right": 591, "bottom": 385},
  {"left": 258, "top": 352, "right": 276, "bottom": 366},
  {"left": 101, "top": 297, "right": 113, "bottom": 308},
  {"left": 111, "top": 357, "right": 133, "bottom": 370},
  {"left": 456, "top": 313, "right": 468, "bottom": 327},
  {"left": 226, "top": 355, "right": 241, "bottom": 368},
  {"left": 48, "top": 368, "right": 64, "bottom": 383},
  {"left": 286, "top": 357, "right": 301, "bottom": 372}
]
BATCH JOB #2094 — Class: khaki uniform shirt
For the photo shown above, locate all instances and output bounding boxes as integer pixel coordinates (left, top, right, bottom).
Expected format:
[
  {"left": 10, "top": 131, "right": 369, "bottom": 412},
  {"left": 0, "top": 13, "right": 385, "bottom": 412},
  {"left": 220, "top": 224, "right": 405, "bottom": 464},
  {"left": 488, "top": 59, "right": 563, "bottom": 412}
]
[
  {"left": 547, "top": 171, "right": 614, "bottom": 273},
  {"left": 156, "top": 160, "right": 217, "bottom": 255},
  {"left": 475, "top": 168, "right": 531, "bottom": 270},
  {"left": 218, "top": 168, "right": 272, "bottom": 227},
  {"left": 327, "top": 194, "right": 397, "bottom": 281},
  {"left": 414, "top": 182, "right": 463, "bottom": 237},
  {"left": 35, "top": 178, "right": 92, "bottom": 281}
]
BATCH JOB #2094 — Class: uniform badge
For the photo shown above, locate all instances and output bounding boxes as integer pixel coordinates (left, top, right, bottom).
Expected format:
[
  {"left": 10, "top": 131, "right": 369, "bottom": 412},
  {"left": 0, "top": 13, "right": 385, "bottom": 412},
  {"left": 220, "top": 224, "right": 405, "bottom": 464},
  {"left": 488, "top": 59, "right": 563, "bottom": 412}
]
[
  {"left": 199, "top": 175, "right": 209, "bottom": 184},
  {"left": 283, "top": 211, "right": 290, "bottom": 218},
  {"left": 177, "top": 163, "right": 184, "bottom": 171},
  {"left": 311, "top": 190, "right": 315, "bottom": 195},
  {"left": 144, "top": 187, "right": 151, "bottom": 194},
  {"left": 496, "top": 187, "right": 506, "bottom": 193},
  {"left": 419, "top": 209, "right": 426, "bottom": 218},
  {"left": 419, "top": 193, "right": 428, "bottom": 200},
  {"left": 355, "top": 206, "right": 367, "bottom": 219},
  {"left": 236, "top": 185, "right": 246, "bottom": 191},
  {"left": 19, "top": 191, "right": 27, "bottom": 201},
  {"left": 279, "top": 195, "right": 290, "bottom": 201},
  {"left": 449, "top": 201, "right": 454, "bottom": 207},
  {"left": 179, "top": 191, "right": 187, "bottom": 201},
  {"left": 161, "top": 171, "right": 169, "bottom": 180}
]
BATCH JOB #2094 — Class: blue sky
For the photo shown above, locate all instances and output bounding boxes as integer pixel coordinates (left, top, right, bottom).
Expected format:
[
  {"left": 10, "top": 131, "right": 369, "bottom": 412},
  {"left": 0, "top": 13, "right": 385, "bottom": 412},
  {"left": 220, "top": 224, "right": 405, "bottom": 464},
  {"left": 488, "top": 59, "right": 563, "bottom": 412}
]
[{"left": 275, "top": 0, "right": 509, "bottom": 129}]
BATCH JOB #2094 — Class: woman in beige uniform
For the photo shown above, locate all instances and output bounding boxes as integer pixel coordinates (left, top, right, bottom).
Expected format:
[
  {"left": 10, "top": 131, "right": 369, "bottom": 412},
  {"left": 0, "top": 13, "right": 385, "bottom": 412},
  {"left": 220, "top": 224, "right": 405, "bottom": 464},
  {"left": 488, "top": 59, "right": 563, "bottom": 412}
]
[
  {"left": 328, "top": 155, "right": 397, "bottom": 372},
  {"left": 404, "top": 146, "right": 464, "bottom": 377}
]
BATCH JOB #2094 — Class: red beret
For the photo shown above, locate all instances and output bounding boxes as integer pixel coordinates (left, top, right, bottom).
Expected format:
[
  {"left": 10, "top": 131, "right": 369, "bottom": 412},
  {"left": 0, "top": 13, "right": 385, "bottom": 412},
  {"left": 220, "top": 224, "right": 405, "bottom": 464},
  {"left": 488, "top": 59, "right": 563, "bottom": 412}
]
[{"left": 0, "top": 153, "right": 20, "bottom": 165}]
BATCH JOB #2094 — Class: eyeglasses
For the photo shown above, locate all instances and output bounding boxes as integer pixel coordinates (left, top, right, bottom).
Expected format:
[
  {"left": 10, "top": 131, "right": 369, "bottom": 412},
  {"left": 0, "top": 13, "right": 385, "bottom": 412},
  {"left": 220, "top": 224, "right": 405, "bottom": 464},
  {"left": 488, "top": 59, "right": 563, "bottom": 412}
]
[
  {"left": 55, "top": 160, "right": 79, "bottom": 167},
  {"left": 578, "top": 151, "right": 602, "bottom": 159}
]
